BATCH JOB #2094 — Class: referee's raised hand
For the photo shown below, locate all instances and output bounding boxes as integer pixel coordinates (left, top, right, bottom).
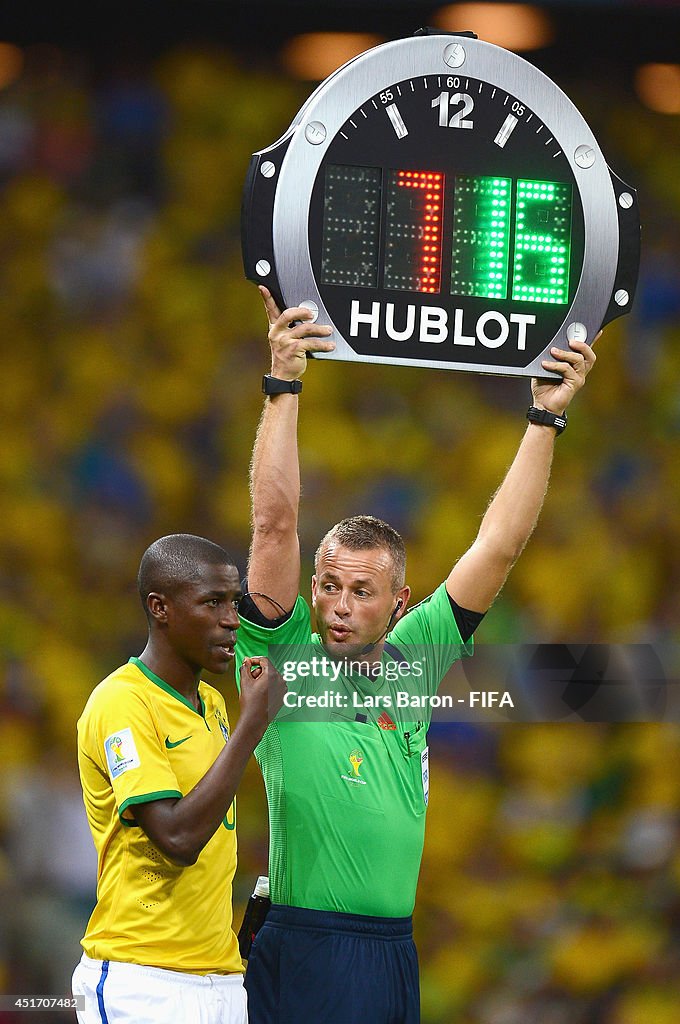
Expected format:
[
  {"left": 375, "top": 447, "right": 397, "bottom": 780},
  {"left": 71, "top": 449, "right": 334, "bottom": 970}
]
[
  {"left": 532, "top": 334, "right": 598, "bottom": 415},
  {"left": 259, "top": 285, "right": 335, "bottom": 381}
]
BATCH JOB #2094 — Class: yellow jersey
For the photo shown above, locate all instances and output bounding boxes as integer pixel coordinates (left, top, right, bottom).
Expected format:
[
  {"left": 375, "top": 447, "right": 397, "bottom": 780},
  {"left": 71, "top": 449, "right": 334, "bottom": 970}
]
[{"left": 77, "top": 657, "right": 243, "bottom": 974}]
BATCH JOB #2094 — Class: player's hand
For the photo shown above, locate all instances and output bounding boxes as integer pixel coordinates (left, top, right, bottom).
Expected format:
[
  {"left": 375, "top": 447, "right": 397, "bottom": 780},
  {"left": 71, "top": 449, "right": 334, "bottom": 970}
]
[
  {"left": 259, "top": 285, "right": 335, "bottom": 381},
  {"left": 238, "top": 656, "right": 287, "bottom": 738},
  {"left": 531, "top": 335, "right": 599, "bottom": 415}
]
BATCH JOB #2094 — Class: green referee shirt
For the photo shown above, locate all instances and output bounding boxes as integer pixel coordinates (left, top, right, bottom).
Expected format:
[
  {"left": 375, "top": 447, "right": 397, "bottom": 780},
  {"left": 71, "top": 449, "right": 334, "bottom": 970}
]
[{"left": 235, "top": 583, "right": 471, "bottom": 918}]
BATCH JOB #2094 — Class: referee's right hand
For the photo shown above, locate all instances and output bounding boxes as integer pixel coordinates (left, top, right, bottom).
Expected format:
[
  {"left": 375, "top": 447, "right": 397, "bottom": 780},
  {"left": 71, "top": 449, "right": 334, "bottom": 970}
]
[{"left": 259, "top": 285, "right": 334, "bottom": 381}]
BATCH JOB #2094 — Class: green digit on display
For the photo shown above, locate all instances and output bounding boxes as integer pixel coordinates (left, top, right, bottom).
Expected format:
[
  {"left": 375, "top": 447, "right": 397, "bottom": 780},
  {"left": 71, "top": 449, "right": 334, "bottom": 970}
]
[
  {"left": 451, "top": 175, "right": 511, "bottom": 300},
  {"left": 511, "top": 180, "right": 573, "bottom": 304}
]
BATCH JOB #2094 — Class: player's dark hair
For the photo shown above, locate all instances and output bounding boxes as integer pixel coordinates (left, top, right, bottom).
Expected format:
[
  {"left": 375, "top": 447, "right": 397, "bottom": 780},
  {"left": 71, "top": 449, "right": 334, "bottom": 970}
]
[
  {"left": 315, "top": 515, "right": 406, "bottom": 591},
  {"left": 137, "top": 534, "right": 235, "bottom": 621}
]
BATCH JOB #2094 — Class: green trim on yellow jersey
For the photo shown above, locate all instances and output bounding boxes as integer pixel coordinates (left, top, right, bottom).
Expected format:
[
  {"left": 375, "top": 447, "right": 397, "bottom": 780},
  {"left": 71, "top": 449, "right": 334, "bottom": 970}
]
[
  {"left": 119, "top": 789, "right": 182, "bottom": 826},
  {"left": 128, "top": 657, "right": 207, "bottom": 718},
  {"left": 78, "top": 659, "right": 242, "bottom": 973}
]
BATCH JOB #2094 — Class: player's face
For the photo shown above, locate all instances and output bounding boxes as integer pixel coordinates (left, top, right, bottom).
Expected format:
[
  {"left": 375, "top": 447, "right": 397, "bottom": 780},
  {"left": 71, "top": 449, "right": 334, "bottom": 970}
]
[
  {"left": 312, "top": 543, "right": 401, "bottom": 659},
  {"left": 164, "top": 563, "right": 242, "bottom": 675}
]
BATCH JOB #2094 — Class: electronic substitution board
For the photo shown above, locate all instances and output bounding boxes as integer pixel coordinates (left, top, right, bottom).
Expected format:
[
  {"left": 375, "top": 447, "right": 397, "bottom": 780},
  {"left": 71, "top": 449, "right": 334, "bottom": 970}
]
[{"left": 241, "top": 29, "right": 640, "bottom": 377}]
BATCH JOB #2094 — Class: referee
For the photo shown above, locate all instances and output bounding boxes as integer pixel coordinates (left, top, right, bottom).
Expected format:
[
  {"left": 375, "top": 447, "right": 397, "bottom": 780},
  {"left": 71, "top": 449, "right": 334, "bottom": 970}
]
[{"left": 234, "top": 287, "right": 596, "bottom": 1023}]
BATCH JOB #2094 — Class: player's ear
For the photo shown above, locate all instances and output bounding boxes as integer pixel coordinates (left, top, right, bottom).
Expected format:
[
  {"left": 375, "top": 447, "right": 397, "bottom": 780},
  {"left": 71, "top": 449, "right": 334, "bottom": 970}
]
[
  {"left": 311, "top": 575, "right": 318, "bottom": 608},
  {"left": 147, "top": 592, "right": 169, "bottom": 623}
]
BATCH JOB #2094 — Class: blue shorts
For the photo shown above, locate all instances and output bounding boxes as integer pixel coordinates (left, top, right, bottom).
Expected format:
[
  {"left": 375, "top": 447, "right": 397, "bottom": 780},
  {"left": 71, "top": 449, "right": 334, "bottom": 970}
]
[{"left": 244, "top": 904, "right": 420, "bottom": 1024}]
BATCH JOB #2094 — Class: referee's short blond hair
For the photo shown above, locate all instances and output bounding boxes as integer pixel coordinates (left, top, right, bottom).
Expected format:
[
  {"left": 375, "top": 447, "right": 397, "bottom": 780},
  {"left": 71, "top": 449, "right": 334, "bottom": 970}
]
[{"left": 314, "top": 515, "right": 406, "bottom": 592}]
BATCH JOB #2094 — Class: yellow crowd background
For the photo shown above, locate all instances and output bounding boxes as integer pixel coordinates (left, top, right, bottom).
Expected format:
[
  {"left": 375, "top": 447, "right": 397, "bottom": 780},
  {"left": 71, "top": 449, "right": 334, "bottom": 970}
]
[{"left": 0, "top": 32, "right": 678, "bottom": 1024}]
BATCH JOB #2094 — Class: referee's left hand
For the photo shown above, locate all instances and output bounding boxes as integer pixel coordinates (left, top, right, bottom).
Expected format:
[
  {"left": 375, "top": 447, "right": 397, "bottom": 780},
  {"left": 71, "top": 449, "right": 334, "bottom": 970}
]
[{"left": 531, "top": 334, "right": 598, "bottom": 415}]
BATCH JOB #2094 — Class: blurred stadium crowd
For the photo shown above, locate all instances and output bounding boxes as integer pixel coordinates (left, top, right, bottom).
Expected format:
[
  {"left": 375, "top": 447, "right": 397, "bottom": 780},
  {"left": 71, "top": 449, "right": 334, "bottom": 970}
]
[{"left": 0, "top": 36, "right": 679, "bottom": 1024}]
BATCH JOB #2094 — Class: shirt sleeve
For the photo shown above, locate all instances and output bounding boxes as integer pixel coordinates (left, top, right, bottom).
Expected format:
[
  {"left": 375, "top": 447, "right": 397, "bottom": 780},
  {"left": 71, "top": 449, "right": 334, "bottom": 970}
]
[
  {"left": 85, "top": 685, "right": 182, "bottom": 825},
  {"left": 235, "top": 594, "right": 312, "bottom": 692},
  {"left": 388, "top": 582, "right": 474, "bottom": 697},
  {"left": 448, "top": 594, "right": 485, "bottom": 643}
]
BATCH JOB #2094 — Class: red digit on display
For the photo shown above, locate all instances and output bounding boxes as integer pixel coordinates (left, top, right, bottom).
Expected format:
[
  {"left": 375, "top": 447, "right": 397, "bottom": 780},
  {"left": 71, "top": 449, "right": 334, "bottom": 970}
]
[{"left": 396, "top": 170, "right": 443, "bottom": 293}]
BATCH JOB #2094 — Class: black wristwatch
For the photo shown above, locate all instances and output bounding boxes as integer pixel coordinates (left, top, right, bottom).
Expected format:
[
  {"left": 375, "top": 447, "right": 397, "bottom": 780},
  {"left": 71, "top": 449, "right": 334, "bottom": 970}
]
[
  {"left": 262, "top": 375, "right": 302, "bottom": 395},
  {"left": 526, "top": 405, "right": 567, "bottom": 435}
]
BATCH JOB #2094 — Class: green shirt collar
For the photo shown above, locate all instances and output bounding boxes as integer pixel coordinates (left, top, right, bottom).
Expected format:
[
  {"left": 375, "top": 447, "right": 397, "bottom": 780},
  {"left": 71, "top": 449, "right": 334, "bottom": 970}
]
[{"left": 129, "top": 657, "right": 206, "bottom": 718}]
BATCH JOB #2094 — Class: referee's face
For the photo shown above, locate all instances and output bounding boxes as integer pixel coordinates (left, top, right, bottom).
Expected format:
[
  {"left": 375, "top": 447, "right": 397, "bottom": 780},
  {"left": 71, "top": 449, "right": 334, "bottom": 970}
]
[
  {"left": 312, "top": 542, "right": 402, "bottom": 659},
  {"left": 162, "top": 562, "right": 242, "bottom": 675}
]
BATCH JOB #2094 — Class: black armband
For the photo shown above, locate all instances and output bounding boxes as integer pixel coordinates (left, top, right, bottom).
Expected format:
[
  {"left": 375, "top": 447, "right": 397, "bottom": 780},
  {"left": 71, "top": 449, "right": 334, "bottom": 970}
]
[
  {"left": 448, "top": 594, "right": 485, "bottom": 643},
  {"left": 239, "top": 582, "right": 294, "bottom": 628}
]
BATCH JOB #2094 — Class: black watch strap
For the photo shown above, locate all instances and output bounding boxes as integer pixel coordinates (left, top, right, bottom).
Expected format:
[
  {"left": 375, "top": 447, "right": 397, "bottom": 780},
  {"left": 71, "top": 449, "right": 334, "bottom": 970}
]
[
  {"left": 526, "top": 405, "right": 567, "bottom": 435},
  {"left": 262, "top": 375, "right": 302, "bottom": 395}
]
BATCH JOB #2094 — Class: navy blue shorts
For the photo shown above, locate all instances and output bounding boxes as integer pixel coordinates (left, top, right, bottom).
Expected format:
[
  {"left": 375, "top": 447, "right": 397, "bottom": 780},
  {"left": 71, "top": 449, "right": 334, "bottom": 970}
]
[{"left": 244, "top": 904, "right": 420, "bottom": 1024}]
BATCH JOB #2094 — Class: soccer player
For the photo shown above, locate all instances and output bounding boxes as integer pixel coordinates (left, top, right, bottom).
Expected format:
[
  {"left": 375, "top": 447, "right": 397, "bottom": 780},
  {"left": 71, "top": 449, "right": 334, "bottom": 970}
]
[
  {"left": 234, "top": 287, "right": 597, "bottom": 1023},
  {"left": 72, "top": 533, "right": 284, "bottom": 1024}
]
